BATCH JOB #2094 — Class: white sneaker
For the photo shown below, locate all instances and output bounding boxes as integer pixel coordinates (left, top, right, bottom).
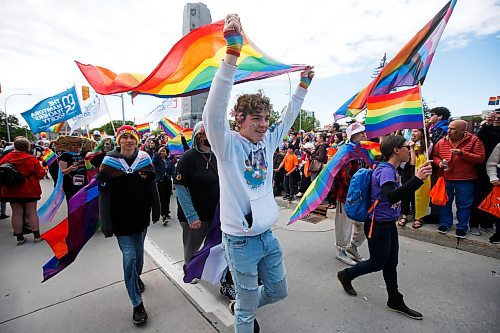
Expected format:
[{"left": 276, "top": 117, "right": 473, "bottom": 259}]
[
  {"left": 346, "top": 245, "right": 366, "bottom": 262},
  {"left": 336, "top": 250, "right": 356, "bottom": 266},
  {"left": 296, "top": 192, "right": 303, "bottom": 198}
]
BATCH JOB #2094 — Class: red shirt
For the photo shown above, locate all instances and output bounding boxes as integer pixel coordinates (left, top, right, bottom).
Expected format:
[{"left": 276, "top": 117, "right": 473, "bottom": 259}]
[{"left": 0, "top": 151, "right": 46, "bottom": 200}]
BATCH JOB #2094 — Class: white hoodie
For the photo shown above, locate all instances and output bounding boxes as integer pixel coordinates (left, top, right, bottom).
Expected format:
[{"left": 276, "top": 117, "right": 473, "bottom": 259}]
[{"left": 203, "top": 61, "right": 307, "bottom": 236}]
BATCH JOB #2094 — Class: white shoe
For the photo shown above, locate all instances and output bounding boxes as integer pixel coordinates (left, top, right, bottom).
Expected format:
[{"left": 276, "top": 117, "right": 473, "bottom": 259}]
[
  {"left": 346, "top": 245, "right": 366, "bottom": 262},
  {"left": 336, "top": 250, "right": 356, "bottom": 266},
  {"left": 296, "top": 192, "right": 303, "bottom": 198}
]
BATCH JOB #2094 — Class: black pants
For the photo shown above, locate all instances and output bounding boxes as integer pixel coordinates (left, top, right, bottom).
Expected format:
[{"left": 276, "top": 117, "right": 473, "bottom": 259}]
[
  {"left": 157, "top": 179, "right": 172, "bottom": 217},
  {"left": 284, "top": 172, "right": 297, "bottom": 197},
  {"left": 273, "top": 170, "right": 285, "bottom": 196},
  {"left": 345, "top": 220, "right": 399, "bottom": 297},
  {"left": 399, "top": 165, "right": 415, "bottom": 216}
]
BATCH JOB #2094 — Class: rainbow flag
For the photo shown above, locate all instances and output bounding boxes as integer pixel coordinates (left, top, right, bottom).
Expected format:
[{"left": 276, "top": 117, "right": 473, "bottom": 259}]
[
  {"left": 488, "top": 96, "right": 499, "bottom": 106},
  {"left": 159, "top": 117, "right": 183, "bottom": 139},
  {"left": 335, "top": 0, "right": 456, "bottom": 119},
  {"left": 41, "top": 179, "right": 100, "bottom": 282},
  {"left": 168, "top": 129, "right": 193, "bottom": 155},
  {"left": 288, "top": 142, "right": 380, "bottom": 225},
  {"left": 136, "top": 122, "right": 150, "bottom": 136},
  {"left": 40, "top": 148, "right": 57, "bottom": 167},
  {"left": 365, "top": 86, "right": 424, "bottom": 139},
  {"left": 75, "top": 20, "right": 306, "bottom": 98},
  {"left": 38, "top": 168, "right": 65, "bottom": 224},
  {"left": 47, "top": 122, "right": 65, "bottom": 133}
]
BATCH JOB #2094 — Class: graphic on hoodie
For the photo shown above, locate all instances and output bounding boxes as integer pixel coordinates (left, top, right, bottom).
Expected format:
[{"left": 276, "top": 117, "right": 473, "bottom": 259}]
[{"left": 244, "top": 146, "right": 267, "bottom": 189}]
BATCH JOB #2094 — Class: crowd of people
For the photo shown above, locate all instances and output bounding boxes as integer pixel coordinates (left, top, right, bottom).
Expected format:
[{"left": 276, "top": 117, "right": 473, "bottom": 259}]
[{"left": 0, "top": 14, "right": 498, "bottom": 332}]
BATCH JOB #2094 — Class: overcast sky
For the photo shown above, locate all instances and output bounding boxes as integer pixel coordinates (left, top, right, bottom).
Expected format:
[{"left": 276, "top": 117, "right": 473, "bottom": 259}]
[{"left": 1, "top": 0, "right": 499, "bottom": 130}]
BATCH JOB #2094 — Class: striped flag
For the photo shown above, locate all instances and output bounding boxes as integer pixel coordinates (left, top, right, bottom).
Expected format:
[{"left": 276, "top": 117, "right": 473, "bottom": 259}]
[
  {"left": 136, "top": 122, "right": 150, "bottom": 136},
  {"left": 365, "top": 86, "right": 424, "bottom": 139},
  {"left": 488, "top": 96, "right": 500, "bottom": 106},
  {"left": 159, "top": 117, "right": 184, "bottom": 139}
]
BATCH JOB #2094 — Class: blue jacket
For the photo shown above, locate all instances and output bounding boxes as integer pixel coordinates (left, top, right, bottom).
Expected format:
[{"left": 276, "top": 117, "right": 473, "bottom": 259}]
[{"left": 153, "top": 155, "right": 175, "bottom": 182}]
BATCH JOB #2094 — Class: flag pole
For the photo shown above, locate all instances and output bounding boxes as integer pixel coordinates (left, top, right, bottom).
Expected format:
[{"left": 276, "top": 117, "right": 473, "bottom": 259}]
[{"left": 418, "top": 84, "right": 430, "bottom": 160}]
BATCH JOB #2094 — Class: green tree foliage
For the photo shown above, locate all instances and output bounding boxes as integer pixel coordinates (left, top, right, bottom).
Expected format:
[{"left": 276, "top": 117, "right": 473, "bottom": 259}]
[
  {"left": 269, "top": 106, "right": 319, "bottom": 132},
  {"left": 0, "top": 111, "right": 35, "bottom": 141},
  {"left": 92, "top": 120, "right": 134, "bottom": 136}
]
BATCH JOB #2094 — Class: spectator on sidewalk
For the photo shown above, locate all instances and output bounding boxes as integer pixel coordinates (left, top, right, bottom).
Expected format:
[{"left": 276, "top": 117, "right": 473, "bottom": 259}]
[
  {"left": 203, "top": 14, "right": 314, "bottom": 332},
  {"left": 408, "top": 129, "right": 431, "bottom": 229},
  {"left": 432, "top": 120, "right": 485, "bottom": 238},
  {"left": 485, "top": 142, "right": 500, "bottom": 244},
  {"left": 331, "top": 123, "right": 369, "bottom": 266},
  {"left": 310, "top": 133, "right": 328, "bottom": 181},
  {"left": 97, "top": 125, "right": 160, "bottom": 325},
  {"left": 276, "top": 145, "right": 299, "bottom": 202},
  {"left": 337, "top": 135, "right": 432, "bottom": 320},
  {"left": 272, "top": 147, "right": 285, "bottom": 197},
  {"left": 0, "top": 137, "right": 46, "bottom": 245}
]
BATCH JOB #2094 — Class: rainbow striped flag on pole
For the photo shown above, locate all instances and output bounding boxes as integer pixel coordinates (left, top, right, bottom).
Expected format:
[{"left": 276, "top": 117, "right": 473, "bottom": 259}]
[
  {"left": 488, "top": 96, "right": 499, "bottom": 106},
  {"left": 159, "top": 117, "right": 183, "bottom": 139},
  {"left": 136, "top": 122, "right": 150, "bottom": 136},
  {"left": 365, "top": 86, "right": 424, "bottom": 139}
]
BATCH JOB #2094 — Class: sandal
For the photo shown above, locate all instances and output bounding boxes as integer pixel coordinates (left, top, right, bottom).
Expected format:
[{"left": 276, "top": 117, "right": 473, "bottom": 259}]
[
  {"left": 412, "top": 219, "right": 423, "bottom": 229},
  {"left": 397, "top": 217, "right": 408, "bottom": 226}
]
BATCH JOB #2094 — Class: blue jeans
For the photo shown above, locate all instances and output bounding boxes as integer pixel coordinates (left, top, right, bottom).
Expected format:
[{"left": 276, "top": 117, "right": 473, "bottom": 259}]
[
  {"left": 222, "top": 230, "right": 288, "bottom": 333},
  {"left": 440, "top": 180, "right": 474, "bottom": 231},
  {"left": 116, "top": 229, "right": 147, "bottom": 307}
]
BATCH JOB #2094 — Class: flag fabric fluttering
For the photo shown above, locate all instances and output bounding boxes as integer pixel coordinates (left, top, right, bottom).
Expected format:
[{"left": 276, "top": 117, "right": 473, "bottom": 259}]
[
  {"left": 288, "top": 142, "right": 380, "bottom": 225},
  {"left": 76, "top": 20, "right": 306, "bottom": 98},
  {"left": 159, "top": 117, "right": 184, "bottom": 139},
  {"left": 365, "top": 86, "right": 424, "bottom": 139},
  {"left": 47, "top": 122, "right": 65, "bottom": 133},
  {"left": 168, "top": 130, "right": 193, "bottom": 155},
  {"left": 40, "top": 147, "right": 57, "bottom": 167},
  {"left": 41, "top": 179, "right": 100, "bottom": 282},
  {"left": 136, "top": 122, "right": 151, "bottom": 136},
  {"left": 37, "top": 168, "right": 65, "bottom": 224},
  {"left": 184, "top": 204, "right": 227, "bottom": 284},
  {"left": 334, "top": 0, "right": 457, "bottom": 119},
  {"left": 488, "top": 96, "right": 500, "bottom": 106}
]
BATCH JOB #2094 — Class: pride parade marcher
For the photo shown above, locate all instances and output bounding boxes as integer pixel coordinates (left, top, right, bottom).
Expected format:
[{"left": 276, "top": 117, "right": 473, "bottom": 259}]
[
  {"left": 337, "top": 135, "right": 432, "bottom": 320},
  {"left": 0, "top": 137, "right": 46, "bottom": 245},
  {"left": 59, "top": 141, "right": 87, "bottom": 203},
  {"left": 97, "top": 125, "right": 160, "bottom": 325},
  {"left": 203, "top": 14, "right": 314, "bottom": 332},
  {"left": 153, "top": 146, "right": 175, "bottom": 225}
]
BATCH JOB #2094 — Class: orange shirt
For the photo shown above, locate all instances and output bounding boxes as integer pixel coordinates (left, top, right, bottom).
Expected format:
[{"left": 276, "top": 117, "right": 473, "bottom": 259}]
[{"left": 283, "top": 154, "right": 298, "bottom": 172}]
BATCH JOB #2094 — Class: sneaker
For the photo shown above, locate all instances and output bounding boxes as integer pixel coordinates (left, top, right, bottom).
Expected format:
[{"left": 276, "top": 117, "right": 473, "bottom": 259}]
[
  {"left": 336, "top": 250, "right": 357, "bottom": 266},
  {"left": 190, "top": 278, "right": 199, "bottom": 285},
  {"left": 455, "top": 229, "right": 467, "bottom": 239},
  {"left": 489, "top": 233, "right": 500, "bottom": 244},
  {"left": 132, "top": 302, "right": 148, "bottom": 325},
  {"left": 346, "top": 245, "right": 365, "bottom": 262},
  {"left": 283, "top": 194, "right": 289, "bottom": 199},
  {"left": 33, "top": 237, "right": 43, "bottom": 244},
  {"left": 16, "top": 236, "right": 26, "bottom": 246},
  {"left": 138, "top": 277, "right": 145, "bottom": 293},
  {"left": 296, "top": 192, "right": 303, "bottom": 198},
  {"left": 337, "top": 270, "right": 357, "bottom": 296},
  {"left": 220, "top": 284, "right": 236, "bottom": 301},
  {"left": 229, "top": 300, "right": 236, "bottom": 315},
  {"left": 437, "top": 225, "right": 448, "bottom": 234},
  {"left": 469, "top": 227, "right": 480, "bottom": 236},
  {"left": 0, "top": 213, "right": 9, "bottom": 220},
  {"left": 387, "top": 294, "right": 423, "bottom": 320},
  {"left": 166, "top": 214, "right": 171, "bottom": 219},
  {"left": 229, "top": 302, "right": 260, "bottom": 332},
  {"left": 163, "top": 219, "right": 169, "bottom": 226}
]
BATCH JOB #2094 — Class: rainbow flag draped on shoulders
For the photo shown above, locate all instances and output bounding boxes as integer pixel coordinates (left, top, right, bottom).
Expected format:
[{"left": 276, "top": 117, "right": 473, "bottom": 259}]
[
  {"left": 75, "top": 20, "right": 306, "bottom": 98},
  {"left": 288, "top": 141, "right": 381, "bottom": 225},
  {"left": 334, "top": 0, "right": 456, "bottom": 119},
  {"left": 365, "top": 86, "right": 424, "bottom": 139}
]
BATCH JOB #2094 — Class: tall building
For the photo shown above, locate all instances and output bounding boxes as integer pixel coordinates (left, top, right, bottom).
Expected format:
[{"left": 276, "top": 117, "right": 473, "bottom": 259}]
[{"left": 180, "top": 3, "right": 212, "bottom": 128}]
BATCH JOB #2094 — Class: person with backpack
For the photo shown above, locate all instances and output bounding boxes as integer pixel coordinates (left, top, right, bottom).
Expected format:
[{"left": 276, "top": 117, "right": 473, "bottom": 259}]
[
  {"left": 331, "top": 123, "right": 369, "bottom": 265},
  {"left": 337, "top": 135, "right": 432, "bottom": 320},
  {"left": 0, "top": 137, "right": 46, "bottom": 245}
]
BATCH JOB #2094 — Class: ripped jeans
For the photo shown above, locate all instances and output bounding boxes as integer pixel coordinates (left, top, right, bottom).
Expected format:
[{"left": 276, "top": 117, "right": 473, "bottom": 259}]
[{"left": 222, "top": 229, "right": 288, "bottom": 333}]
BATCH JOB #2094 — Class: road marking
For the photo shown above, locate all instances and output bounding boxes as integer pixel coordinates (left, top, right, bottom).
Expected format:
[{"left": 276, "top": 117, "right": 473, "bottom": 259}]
[{"left": 144, "top": 236, "right": 233, "bottom": 327}]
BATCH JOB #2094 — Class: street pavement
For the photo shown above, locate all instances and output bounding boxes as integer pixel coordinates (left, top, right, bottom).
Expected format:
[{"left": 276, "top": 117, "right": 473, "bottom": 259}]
[{"left": 1, "top": 178, "right": 499, "bottom": 332}]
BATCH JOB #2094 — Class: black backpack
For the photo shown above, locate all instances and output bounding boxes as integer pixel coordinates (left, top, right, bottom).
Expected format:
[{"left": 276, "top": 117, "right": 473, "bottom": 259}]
[{"left": 0, "top": 163, "right": 25, "bottom": 187}]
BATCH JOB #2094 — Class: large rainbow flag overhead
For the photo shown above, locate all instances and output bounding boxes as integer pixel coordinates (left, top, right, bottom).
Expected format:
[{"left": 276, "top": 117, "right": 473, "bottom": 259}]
[
  {"left": 334, "top": 0, "right": 456, "bottom": 119},
  {"left": 288, "top": 141, "right": 380, "bottom": 225},
  {"left": 365, "top": 86, "right": 424, "bottom": 139},
  {"left": 76, "top": 20, "right": 306, "bottom": 98}
]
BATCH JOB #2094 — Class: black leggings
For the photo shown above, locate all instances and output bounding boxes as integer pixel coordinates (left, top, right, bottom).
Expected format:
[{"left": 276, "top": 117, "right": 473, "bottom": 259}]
[{"left": 345, "top": 220, "right": 399, "bottom": 297}]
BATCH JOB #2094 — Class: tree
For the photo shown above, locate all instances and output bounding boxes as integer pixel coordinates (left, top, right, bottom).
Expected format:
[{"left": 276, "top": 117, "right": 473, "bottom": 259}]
[
  {"left": 270, "top": 106, "right": 319, "bottom": 132},
  {"left": 0, "top": 111, "right": 34, "bottom": 141},
  {"left": 422, "top": 98, "right": 431, "bottom": 119},
  {"left": 372, "top": 52, "right": 387, "bottom": 78},
  {"left": 92, "top": 120, "right": 134, "bottom": 135}
]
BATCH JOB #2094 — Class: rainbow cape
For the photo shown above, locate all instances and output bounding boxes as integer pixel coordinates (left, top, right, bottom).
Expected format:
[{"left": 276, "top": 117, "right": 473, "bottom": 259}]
[
  {"left": 335, "top": 0, "right": 456, "bottom": 119},
  {"left": 38, "top": 167, "right": 65, "bottom": 224},
  {"left": 159, "top": 117, "right": 183, "bottom": 139},
  {"left": 41, "top": 179, "right": 100, "bottom": 282},
  {"left": 136, "top": 122, "right": 150, "bottom": 136},
  {"left": 288, "top": 141, "right": 380, "bottom": 225},
  {"left": 75, "top": 20, "right": 306, "bottom": 98},
  {"left": 168, "top": 130, "right": 193, "bottom": 155},
  {"left": 365, "top": 86, "right": 424, "bottom": 139},
  {"left": 40, "top": 147, "right": 57, "bottom": 167}
]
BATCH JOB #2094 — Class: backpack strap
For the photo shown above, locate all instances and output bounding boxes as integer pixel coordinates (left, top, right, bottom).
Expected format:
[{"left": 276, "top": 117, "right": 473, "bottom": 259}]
[{"left": 367, "top": 199, "right": 379, "bottom": 239}]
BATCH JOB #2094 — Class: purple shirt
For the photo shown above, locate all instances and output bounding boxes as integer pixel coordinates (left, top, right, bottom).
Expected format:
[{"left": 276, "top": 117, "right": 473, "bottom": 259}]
[{"left": 370, "top": 162, "right": 401, "bottom": 222}]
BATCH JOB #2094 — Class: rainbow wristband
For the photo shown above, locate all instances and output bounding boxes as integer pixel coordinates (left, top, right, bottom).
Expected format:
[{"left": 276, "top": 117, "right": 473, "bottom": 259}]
[
  {"left": 224, "top": 31, "right": 244, "bottom": 57},
  {"left": 299, "top": 76, "right": 311, "bottom": 89}
]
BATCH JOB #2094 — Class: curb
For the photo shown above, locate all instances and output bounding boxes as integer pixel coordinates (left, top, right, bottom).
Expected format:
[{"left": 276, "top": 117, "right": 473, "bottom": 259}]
[{"left": 276, "top": 197, "right": 500, "bottom": 260}]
